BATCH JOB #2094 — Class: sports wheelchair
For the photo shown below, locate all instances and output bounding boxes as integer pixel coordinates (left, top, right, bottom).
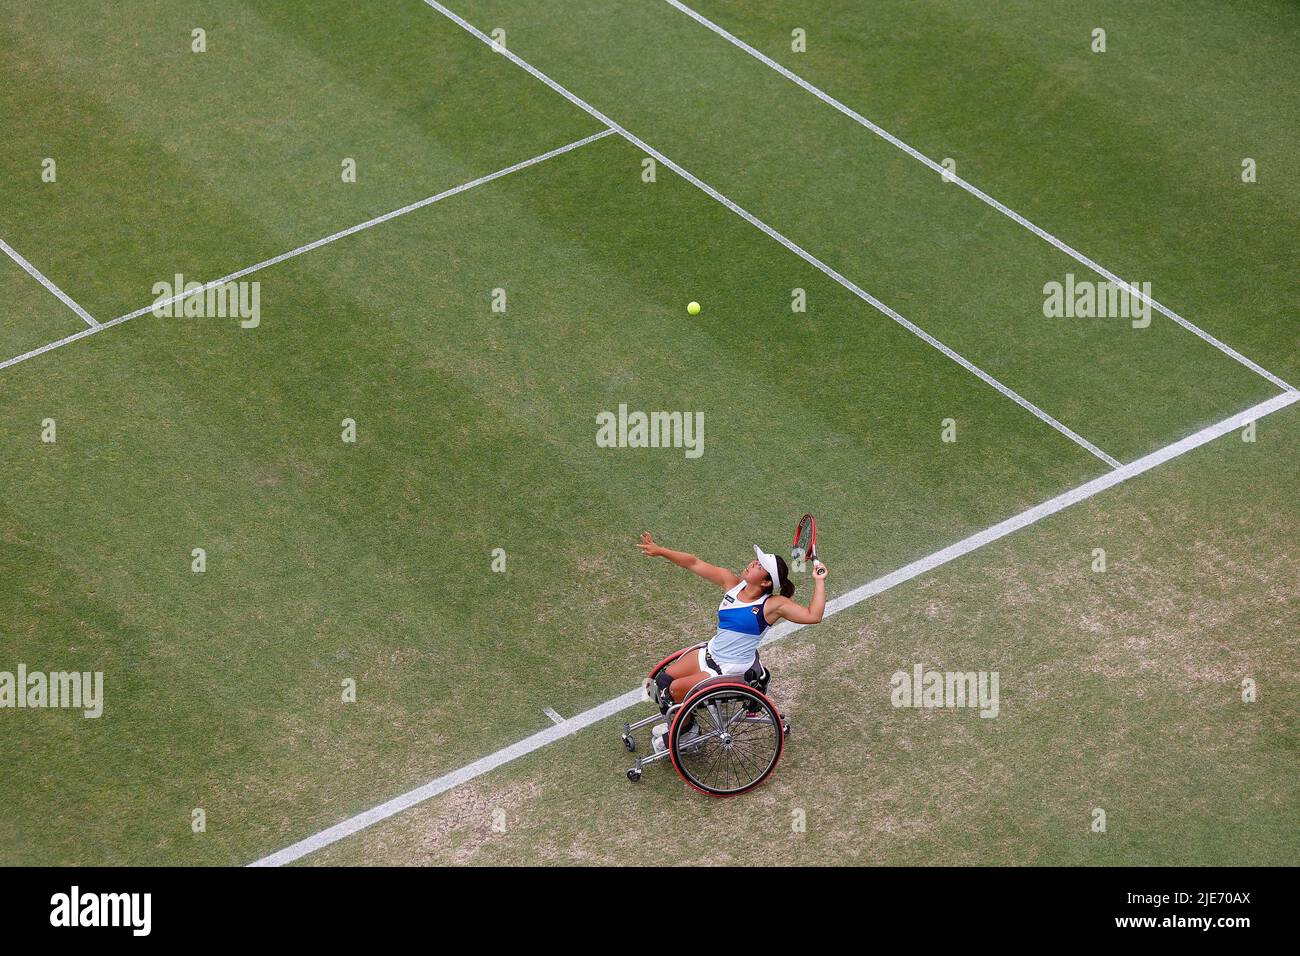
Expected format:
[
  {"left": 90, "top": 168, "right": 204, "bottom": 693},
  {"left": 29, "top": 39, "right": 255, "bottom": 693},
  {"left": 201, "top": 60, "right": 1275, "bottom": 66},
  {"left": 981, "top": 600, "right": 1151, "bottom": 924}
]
[{"left": 619, "top": 642, "right": 789, "bottom": 796}]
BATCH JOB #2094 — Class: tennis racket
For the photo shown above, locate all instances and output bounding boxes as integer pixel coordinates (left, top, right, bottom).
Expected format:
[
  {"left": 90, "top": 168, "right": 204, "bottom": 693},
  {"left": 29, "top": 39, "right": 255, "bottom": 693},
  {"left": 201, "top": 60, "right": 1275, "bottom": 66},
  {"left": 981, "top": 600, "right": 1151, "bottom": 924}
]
[{"left": 793, "top": 513, "right": 826, "bottom": 577}]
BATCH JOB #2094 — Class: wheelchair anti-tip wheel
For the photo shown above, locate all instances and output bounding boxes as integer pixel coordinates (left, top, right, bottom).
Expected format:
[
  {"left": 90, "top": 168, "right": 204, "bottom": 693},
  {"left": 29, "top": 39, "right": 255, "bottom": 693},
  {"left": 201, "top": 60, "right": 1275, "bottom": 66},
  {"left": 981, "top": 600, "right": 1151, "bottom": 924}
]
[{"left": 669, "top": 681, "right": 785, "bottom": 796}]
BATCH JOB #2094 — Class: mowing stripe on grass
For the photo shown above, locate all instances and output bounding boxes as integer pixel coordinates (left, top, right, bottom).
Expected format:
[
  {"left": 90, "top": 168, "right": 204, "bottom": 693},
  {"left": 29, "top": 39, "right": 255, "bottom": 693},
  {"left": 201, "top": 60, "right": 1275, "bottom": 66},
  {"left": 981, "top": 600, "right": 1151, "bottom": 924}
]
[
  {"left": 0, "top": 236, "right": 99, "bottom": 328},
  {"left": 660, "top": 0, "right": 1297, "bottom": 395},
  {"left": 420, "top": 0, "right": 1121, "bottom": 469},
  {"left": 0, "top": 128, "right": 616, "bottom": 374},
  {"left": 249, "top": 388, "right": 1298, "bottom": 867}
]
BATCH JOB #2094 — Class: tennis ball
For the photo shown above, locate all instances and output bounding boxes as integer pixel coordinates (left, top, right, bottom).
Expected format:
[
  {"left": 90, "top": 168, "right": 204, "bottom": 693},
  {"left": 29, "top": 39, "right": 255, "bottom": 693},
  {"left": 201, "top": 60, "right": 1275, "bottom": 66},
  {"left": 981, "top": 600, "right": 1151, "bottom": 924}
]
[{"left": 687, "top": 301, "right": 701, "bottom": 316}]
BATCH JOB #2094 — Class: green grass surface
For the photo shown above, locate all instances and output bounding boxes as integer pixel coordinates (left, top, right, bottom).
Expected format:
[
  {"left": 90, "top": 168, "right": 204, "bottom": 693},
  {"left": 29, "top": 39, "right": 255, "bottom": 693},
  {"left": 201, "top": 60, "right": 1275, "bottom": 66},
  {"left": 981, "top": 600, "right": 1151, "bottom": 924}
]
[
  {"left": 450, "top": 0, "right": 1287, "bottom": 461},
  {"left": 0, "top": 0, "right": 598, "bottom": 319},
  {"left": 682, "top": 0, "right": 1300, "bottom": 385},
  {"left": 0, "top": 254, "right": 87, "bottom": 358},
  {"left": 306, "top": 402, "right": 1299, "bottom": 866},
  {"left": 0, "top": 0, "right": 1293, "bottom": 866}
]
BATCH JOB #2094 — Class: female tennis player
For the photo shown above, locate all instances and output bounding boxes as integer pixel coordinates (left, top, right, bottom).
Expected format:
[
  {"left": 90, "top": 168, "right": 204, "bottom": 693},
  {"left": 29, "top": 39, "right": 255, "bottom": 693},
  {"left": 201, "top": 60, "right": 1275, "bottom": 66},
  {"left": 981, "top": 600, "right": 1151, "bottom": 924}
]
[{"left": 638, "top": 532, "right": 827, "bottom": 707}]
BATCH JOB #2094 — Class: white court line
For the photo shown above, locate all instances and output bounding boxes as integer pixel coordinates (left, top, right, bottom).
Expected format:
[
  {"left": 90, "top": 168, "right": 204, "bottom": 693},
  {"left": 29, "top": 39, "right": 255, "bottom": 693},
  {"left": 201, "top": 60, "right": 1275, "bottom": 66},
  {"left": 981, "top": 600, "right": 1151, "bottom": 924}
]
[
  {"left": 421, "top": 2, "right": 1119, "bottom": 469},
  {"left": 0, "top": 128, "right": 616, "bottom": 375},
  {"left": 661, "top": 0, "right": 1297, "bottom": 395},
  {"left": 542, "top": 706, "right": 565, "bottom": 725},
  {"left": 250, "top": 388, "right": 1299, "bottom": 867},
  {"left": 0, "top": 236, "right": 99, "bottom": 328}
]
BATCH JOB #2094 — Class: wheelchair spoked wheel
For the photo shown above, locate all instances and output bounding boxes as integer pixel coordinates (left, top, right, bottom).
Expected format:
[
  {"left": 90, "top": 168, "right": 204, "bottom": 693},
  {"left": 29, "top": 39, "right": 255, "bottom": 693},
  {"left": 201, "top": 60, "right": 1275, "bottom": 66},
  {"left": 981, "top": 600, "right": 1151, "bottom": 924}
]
[{"left": 669, "top": 682, "right": 785, "bottom": 796}]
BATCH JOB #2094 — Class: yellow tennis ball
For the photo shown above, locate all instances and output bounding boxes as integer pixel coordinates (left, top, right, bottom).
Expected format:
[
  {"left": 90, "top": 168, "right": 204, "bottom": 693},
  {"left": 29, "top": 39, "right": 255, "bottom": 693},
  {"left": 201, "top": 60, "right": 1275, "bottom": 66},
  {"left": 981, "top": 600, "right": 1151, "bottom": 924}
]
[{"left": 687, "top": 301, "right": 701, "bottom": 316}]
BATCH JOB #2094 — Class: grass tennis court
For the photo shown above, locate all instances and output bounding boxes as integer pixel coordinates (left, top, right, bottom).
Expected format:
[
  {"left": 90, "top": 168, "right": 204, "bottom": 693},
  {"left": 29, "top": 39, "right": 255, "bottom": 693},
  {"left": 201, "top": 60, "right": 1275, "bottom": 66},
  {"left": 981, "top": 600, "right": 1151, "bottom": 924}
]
[{"left": 1, "top": 0, "right": 1295, "bottom": 866}]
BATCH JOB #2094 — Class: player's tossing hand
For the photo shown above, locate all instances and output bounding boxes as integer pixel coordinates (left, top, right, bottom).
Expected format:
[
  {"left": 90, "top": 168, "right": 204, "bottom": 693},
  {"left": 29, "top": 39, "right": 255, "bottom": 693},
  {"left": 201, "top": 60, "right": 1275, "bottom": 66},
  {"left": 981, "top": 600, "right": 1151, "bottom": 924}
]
[{"left": 638, "top": 531, "right": 663, "bottom": 558}]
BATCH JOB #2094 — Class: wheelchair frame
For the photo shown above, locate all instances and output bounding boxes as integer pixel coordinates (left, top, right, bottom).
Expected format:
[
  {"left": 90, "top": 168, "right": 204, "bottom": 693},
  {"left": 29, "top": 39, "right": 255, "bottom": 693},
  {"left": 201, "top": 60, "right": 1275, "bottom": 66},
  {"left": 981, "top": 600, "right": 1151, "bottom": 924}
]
[{"left": 620, "top": 643, "right": 790, "bottom": 795}]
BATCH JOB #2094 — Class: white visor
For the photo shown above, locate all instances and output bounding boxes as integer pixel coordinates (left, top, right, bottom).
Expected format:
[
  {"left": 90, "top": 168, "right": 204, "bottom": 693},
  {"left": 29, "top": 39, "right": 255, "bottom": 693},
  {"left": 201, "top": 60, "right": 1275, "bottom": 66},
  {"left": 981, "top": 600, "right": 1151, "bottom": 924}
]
[{"left": 753, "top": 544, "right": 782, "bottom": 595}]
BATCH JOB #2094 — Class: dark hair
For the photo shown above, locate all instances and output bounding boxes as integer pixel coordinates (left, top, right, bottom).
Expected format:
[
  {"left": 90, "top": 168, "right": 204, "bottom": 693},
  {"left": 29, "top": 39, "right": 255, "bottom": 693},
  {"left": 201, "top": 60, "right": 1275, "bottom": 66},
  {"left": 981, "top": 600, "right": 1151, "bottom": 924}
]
[{"left": 769, "top": 555, "right": 795, "bottom": 599}]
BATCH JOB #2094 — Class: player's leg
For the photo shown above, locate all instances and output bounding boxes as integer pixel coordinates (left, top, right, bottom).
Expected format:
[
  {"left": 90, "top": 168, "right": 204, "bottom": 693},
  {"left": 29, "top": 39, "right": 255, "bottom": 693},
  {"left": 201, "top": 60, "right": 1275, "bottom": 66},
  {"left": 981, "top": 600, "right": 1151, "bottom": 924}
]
[{"left": 665, "top": 648, "right": 713, "bottom": 704}]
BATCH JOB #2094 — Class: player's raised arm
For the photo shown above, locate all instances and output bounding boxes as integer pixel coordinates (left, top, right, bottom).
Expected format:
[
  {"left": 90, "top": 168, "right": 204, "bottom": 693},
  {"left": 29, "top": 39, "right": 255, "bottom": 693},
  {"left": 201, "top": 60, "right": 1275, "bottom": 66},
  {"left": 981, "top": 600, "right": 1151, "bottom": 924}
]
[
  {"left": 638, "top": 532, "right": 741, "bottom": 590},
  {"left": 768, "top": 560, "right": 828, "bottom": 625}
]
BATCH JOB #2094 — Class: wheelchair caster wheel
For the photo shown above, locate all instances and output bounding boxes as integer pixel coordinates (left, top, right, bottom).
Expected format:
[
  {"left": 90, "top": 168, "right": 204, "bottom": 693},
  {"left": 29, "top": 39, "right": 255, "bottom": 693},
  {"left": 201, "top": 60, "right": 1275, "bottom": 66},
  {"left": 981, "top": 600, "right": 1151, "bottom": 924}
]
[
  {"left": 626, "top": 768, "right": 642, "bottom": 783},
  {"left": 782, "top": 718, "right": 791, "bottom": 736},
  {"left": 621, "top": 734, "right": 636, "bottom": 753}
]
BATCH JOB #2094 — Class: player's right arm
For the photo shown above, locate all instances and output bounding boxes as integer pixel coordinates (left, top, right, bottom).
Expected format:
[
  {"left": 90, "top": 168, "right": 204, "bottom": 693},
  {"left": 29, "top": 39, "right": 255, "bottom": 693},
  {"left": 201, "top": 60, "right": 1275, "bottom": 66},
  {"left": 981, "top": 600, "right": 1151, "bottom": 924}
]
[{"left": 638, "top": 532, "right": 741, "bottom": 590}]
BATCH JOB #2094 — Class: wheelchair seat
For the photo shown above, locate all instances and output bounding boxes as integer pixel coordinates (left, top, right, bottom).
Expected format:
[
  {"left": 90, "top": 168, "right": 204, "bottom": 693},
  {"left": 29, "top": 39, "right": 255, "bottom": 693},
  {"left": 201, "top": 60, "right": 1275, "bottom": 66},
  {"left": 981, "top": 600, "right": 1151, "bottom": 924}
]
[
  {"left": 647, "top": 643, "right": 772, "bottom": 709},
  {"left": 625, "top": 645, "right": 787, "bottom": 794},
  {"left": 743, "top": 655, "right": 772, "bottom": 693},
  {"left": 693, "top": 653, "right": 771, "bottom": 696}
]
